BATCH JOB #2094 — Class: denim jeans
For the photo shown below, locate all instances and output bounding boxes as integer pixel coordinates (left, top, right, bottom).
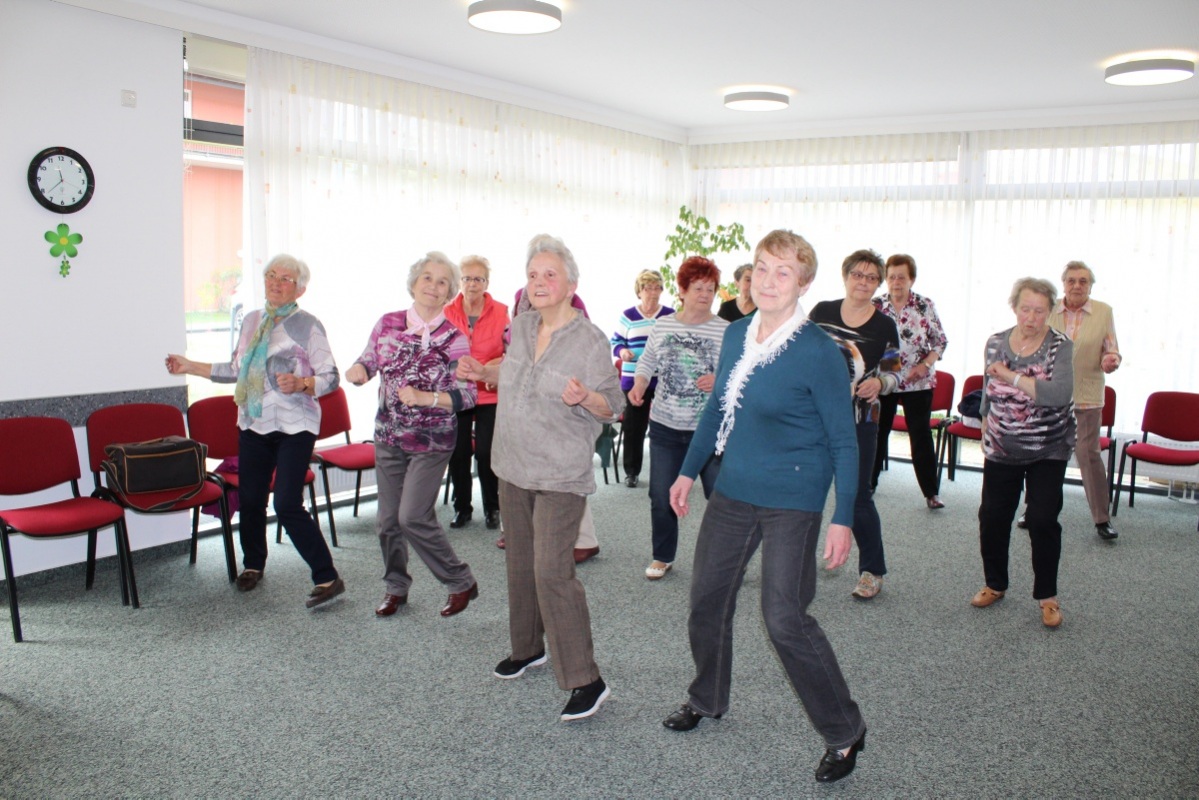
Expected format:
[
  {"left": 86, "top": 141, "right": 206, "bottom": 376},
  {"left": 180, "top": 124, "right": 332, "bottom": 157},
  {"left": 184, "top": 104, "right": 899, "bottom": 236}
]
[
  {"left": 648, "top": 420, "right": 720, "bottom": 563},
  {"left": 978, "top": 458, "right": 1066, "bottom": 599},
  {"left": 686, "top": 491, "right": 866, "bottom": 750},
  {"left": 237, "top": 428, "right": 337, "bottom": 584},
  {"left": 853, "top": 421, "right": 886, "bottom": 576}
]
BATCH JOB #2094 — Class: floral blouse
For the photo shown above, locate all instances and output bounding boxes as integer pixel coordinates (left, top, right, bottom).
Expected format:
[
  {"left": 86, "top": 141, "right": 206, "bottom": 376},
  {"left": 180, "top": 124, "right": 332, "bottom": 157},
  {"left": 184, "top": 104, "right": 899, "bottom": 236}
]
[
  {"left": 352, "top": 310, "right": 477, "bottom": 453},
  {"left": 873, "top": 291, "right": 948, "bottom": 393}
]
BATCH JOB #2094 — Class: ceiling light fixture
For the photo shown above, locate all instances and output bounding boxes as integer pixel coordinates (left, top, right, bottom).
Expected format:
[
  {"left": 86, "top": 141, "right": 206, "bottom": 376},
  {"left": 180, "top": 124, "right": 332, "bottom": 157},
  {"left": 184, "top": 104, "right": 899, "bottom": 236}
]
[
  {"left": 1104, "top": 58, "right": 1194, "bottom": 86},
  {"left": 467, "top": 0, "right": 562, "bottom": 34},
  {"left": 724, "top": 91, "right": 789, "bottom": 111}
]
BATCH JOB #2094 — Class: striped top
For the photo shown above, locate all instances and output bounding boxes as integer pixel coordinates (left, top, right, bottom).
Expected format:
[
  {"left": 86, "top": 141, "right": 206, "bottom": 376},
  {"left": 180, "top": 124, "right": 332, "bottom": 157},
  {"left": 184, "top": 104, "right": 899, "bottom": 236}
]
[{"left": 611, "top": 304, "right": 674, "bottom": 391}]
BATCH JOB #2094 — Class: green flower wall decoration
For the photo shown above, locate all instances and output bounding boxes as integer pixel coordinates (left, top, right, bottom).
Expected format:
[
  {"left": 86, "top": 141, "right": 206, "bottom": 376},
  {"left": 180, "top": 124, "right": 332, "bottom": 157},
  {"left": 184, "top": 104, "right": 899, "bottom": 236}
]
[{"left": 45, "top": 223, "right": 83, "bottom": 277}]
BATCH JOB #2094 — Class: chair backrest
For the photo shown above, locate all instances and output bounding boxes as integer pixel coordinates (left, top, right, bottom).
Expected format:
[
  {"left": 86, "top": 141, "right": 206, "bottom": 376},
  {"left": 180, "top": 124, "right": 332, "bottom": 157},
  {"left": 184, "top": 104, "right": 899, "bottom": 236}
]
[
  {"left": 1141, "top": 391, "right": 1199, "bottom": 443},
  {"left": 85, "top": 403, "right": 187, "bottom": 475},
  {"left": 1100, "top": 385, "right": 1116, "bottom": 431},
  {"left": 960, "top": 374, "right": 984, "bottom": 405},
  {"left": 931, "top": 371, "right": 956, "bottom": 414},
  {"left": 186, "top": 395, "right": 241, "bottom": 460},
  {"left": 0, "top": 416, "right": 81, "bottom": 495},
  {"left": 317, "top": 387, "right": 353, "bottom": 443}
]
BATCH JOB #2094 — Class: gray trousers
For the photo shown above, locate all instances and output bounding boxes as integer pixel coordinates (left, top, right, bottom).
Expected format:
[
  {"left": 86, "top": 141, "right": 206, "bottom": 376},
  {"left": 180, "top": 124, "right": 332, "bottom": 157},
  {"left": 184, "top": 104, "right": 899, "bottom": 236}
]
[
  {"left": 499, "top": 480, "right": 600, "bottom": 691},
  {"left": 686, "top": 491, "right": 866, "bottom": 750},
  {"left": 375, "top": 442, "right": 474, "bottom": 596}
]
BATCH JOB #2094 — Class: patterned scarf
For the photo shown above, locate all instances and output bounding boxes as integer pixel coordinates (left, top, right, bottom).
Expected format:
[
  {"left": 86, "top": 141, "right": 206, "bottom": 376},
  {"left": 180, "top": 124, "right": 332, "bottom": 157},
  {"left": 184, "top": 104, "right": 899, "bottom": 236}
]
[
  {"left": 234, "top": 302, "right": 297, "bottom": 419},
  {"left": 715, "top": 302, "right": 808, "bottom": 454}
]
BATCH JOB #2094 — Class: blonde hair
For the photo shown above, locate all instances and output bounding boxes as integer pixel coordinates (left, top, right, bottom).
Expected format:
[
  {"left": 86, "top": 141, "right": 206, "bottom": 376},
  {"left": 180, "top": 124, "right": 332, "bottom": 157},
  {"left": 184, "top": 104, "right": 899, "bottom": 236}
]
[
  {"left": 634, "top": 269, "right": 663, "bottom": 296},
  {"left": 753, "top": 230, "right": 818, "bottom": 286}
]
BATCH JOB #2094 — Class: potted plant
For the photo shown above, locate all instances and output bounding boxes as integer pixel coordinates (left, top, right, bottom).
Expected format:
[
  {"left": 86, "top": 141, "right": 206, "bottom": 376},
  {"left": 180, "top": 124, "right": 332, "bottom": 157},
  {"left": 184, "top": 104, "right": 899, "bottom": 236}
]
[{"left": 659, "top": 206, "right": 750, "bottom": 305}]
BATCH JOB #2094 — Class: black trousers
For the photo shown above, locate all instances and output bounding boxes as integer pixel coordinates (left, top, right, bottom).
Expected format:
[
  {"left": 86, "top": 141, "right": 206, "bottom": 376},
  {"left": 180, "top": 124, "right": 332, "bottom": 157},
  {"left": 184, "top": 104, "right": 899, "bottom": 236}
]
[
  {"left": 873, "top": 389, "right": 939, "bottom": 497},
  {"left": 448, "top": 404, "right": 498, "bottom": 516},
  {"left": 977, "top": 458, "right": 1066, "bottom": 600},
  {"left": 621, "top": 388, "right": 653, "bottom": 477}
]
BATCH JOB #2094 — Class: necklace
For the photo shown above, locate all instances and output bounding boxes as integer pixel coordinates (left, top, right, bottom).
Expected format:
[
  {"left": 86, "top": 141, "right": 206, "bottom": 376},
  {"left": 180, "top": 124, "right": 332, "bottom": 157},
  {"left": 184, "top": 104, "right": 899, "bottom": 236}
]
[{"left": 1012, "top": 331, "right": 1042, "bottom": 357}]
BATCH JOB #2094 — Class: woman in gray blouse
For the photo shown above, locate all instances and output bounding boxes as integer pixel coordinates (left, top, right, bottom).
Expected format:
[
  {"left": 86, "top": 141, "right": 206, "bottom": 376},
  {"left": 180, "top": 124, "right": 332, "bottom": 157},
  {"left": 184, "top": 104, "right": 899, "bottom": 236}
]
[
  {"left": 971, "top": 277, "right": 1074, "bottom": 629},
  {"left": 458, "top": 234, "right": 624, "bottom": 723}
]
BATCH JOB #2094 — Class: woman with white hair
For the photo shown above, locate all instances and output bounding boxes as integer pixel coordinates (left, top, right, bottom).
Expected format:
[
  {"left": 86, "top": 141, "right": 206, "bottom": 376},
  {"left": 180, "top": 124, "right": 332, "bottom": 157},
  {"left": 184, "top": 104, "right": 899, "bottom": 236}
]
[
  {"left": 458, "top": 234, "right": 624, "bottom": 723},
  {"left": 167, "top": 254, "right": 345, "bottom": 608},
  {"left": 347, "top": 252, "right": 479, "bottom": 619}
]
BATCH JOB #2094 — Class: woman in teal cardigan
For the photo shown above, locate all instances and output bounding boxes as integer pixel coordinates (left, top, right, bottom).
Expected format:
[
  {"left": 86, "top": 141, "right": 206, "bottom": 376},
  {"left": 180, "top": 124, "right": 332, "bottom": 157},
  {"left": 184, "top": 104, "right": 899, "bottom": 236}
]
[{"left": 660, "top": 230, "right": 867, "bottom": 785}]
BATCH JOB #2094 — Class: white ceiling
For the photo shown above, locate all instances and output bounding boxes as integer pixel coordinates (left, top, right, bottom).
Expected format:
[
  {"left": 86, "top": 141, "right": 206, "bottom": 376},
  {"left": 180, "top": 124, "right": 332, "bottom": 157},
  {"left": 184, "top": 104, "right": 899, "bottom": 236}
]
[{"left": 106, "top": 0, "right": 1199, "bottom": 142}]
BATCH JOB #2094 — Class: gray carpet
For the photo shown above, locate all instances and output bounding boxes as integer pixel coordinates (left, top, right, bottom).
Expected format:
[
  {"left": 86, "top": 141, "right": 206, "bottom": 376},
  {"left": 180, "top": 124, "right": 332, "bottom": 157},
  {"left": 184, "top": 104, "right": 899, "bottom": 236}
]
[{"left": 1, "top": 458, "right": 1197, "bottom": 799}]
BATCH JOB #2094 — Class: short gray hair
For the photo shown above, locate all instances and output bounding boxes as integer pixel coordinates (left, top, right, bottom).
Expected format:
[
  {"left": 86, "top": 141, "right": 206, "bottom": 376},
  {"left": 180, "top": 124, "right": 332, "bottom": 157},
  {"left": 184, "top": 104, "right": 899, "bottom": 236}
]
[
  {"left": 526, "top": 234, "right": 579, "bottom": 284},
  {"left": 460, "top": 254, "right": 491, "bottom": 279},
  {"left": 407, "top": 251, "right": 460, "bottom": 300},
  {"left": 263, "top": 254, "right": 311, "bottom": 290},
  {"left": 1008, "top": 277, "right": 1057, "bottom": 310},
  {"left": 733, "top": 263, "right": 753, "bottom": 282},
  {"left": 1062, "top": 260, "right": 1096, "bottom": 284}
]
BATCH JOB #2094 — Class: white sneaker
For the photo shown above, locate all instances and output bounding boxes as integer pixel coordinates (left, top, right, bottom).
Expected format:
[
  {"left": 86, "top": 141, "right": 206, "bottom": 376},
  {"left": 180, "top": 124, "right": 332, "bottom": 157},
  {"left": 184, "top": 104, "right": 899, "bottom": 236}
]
[
  {"left": 851, "top": 571, "right": 882, "bottom": 600},
  {"left": 645, "top": 561, "right": 673, "bottom": 580}
]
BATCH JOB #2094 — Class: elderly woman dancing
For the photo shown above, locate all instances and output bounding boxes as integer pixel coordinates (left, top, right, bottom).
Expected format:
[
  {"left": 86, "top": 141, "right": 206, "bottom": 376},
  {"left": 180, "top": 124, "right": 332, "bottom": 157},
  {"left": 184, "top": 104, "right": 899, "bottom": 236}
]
[
  {"left": 167, "top": 254, "right": 344, "bottom": 608},
  {"left": 346, "top": 252, "right": 478, "bottom": 619},
  {"left": 459, "top": 234, "right": 624, "bottom": 723},
  {"left": 628, "top": 256, "right": 727, "bottom": 580},
  {"left": 660, "top": 230, "right": 867, "bottom": 785},
  {"left": 810, "top": 250, "right": 901, "bottom": 601},
  {"left": 871, "top": 253, "right": 949, "bottom": 509},
  {"left": 971, "top": 277, "right": 1074, "bottom": 628}
]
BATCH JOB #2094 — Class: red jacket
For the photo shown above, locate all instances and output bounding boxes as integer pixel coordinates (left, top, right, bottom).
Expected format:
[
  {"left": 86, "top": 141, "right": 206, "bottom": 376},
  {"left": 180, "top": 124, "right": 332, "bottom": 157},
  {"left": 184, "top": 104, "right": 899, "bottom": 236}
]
[{"left": 444, "top": 292, "right": 510, "bottom": 405}]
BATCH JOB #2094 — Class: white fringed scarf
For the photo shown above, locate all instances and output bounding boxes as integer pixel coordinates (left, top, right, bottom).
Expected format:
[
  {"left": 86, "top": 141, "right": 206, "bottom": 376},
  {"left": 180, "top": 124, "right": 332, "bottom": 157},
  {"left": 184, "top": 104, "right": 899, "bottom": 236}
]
[{"left": 714, "top": 302, "right": 809, "bottom": 454}]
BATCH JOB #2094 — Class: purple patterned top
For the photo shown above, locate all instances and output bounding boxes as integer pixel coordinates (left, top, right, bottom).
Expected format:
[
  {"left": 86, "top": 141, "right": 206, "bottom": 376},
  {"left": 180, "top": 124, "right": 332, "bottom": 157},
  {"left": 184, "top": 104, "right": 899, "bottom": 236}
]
[{"left": 353, "top": 310, "right": 477, "bottom": 452}]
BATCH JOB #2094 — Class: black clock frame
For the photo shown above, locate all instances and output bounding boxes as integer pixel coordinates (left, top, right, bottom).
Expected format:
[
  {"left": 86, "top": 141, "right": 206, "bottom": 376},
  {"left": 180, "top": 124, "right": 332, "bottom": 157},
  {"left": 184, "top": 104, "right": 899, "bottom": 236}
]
[{"left": 27, "top": 146, "right": 96, "bottom": 213}]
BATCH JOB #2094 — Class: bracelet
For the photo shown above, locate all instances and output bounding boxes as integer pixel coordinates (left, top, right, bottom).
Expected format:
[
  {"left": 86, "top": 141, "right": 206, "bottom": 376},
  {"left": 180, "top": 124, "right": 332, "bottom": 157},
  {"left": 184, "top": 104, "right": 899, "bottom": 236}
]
[
  {"left": 1010, "top": 373, "right": 1021, "bottom": 387},
  {"left": 430, "top": 391, "right": 440, "bottom": 408}
]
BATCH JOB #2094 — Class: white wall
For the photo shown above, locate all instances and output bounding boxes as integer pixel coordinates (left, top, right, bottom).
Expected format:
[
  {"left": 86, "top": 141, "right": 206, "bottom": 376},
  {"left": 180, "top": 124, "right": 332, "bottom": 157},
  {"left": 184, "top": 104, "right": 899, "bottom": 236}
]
[{"left": 1, "top": 0, "right": 190, "bottom": 574}]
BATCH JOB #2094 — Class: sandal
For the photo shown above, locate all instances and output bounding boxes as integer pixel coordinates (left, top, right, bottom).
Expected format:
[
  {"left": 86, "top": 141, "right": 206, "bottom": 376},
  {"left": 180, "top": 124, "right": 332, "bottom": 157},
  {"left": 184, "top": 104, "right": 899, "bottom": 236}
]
[{"left": 645, "top": 561, "right": 673, "bottom": 580}]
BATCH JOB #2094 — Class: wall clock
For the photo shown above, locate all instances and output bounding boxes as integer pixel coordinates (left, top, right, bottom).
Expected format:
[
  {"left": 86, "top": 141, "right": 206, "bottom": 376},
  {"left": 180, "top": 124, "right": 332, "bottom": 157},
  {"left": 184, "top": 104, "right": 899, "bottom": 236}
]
[{"left": 27, "top": 146, "right": 95, "bottom": 213}]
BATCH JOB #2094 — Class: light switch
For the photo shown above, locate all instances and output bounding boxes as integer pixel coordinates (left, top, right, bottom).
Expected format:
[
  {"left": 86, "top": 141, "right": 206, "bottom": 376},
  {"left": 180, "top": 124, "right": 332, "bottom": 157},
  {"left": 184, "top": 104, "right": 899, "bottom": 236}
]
[{"left": 121, "top": 89, "right": 137, "bottom": 108}]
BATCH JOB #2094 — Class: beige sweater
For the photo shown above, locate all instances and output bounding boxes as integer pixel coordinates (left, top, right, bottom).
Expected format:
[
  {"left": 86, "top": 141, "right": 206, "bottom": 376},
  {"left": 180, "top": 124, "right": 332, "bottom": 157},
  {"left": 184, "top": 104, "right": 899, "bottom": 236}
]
[{"left": 1049, "top": 300, "right": 1115, "bottom": 408}]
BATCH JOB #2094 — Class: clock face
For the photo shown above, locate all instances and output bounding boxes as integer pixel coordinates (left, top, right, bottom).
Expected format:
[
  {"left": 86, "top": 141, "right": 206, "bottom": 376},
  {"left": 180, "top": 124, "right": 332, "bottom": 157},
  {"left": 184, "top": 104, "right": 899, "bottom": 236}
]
[{"left": 28, "top": 146, "right": 95, "bottom": 213}]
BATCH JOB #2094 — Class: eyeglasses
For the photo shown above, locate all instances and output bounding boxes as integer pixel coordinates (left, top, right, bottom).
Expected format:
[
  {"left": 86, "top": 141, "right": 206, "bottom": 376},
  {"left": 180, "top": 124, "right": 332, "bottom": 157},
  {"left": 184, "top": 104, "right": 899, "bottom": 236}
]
[
  {"left": 848, "top": 270, "right": 880, "bottom": 284},
  {"left": 1064, "top": 278, "right": 1091, "bottom": 287},
  {"left": 461, "top": 276, "right": 488, "bottom": 284},
  {"left": 265, "top": 271, "right": 298, "bottom": 286}
]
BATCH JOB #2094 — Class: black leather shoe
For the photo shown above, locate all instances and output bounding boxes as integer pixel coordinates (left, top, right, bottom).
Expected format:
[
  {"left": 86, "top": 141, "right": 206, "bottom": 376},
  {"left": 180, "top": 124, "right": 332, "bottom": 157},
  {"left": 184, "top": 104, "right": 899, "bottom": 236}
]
[
  {"left": 814, "top": 730, "right": 866, "bottom": 783},
  {"left": 449, "top": 511, "right": 472, "bottom": 529},
  {"left": 1016, "top": 513, "right": 1028, "bottom": 529},
  {"left": 662, "top": 703, "right": 720, "bottom": 731},
  {"left": 1096, "top": 521, "right": 1119, "bottom": 540},
  {"left": 624, "top": 473, "right": 639, "bottom": 488},
  {"left": 485, "top": 510, "right": 501, "bottom": 530}
]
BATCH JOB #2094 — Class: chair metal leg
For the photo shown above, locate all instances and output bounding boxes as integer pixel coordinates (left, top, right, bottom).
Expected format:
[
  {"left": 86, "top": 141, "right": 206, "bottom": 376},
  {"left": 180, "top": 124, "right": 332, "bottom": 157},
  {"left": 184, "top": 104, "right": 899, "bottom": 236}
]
[
  {"left": 1, "top": 529, "right": 24, "bottom": 643},
  {"left": 219, "top": 492, "right": 237, "bottom": 582},
  {"left": 320, "top": 465, "right": 337, "bottom": 545},
  {"left": 189, "top": 507, "right": 200, "bottom": 565},
  {"left": 116, "top": 519, "right": 139, "bottom": 609},
  {"left": 353, "top": 473, "right": 363, "bottom": 517},
  {"left": 310, "top": 482, "right": 332, "bottom": 547},
  {"left": 1112, "top": 445, "right": 1129, "bottom": 516},
  {"left": 85, "top": 530, "right": 97, "bottom": 589}
]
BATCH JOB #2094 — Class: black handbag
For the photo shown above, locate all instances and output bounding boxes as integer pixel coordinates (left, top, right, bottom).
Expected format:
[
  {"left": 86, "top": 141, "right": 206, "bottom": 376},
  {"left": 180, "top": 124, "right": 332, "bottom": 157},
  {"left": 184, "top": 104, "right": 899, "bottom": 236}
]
[{"left": 102, "top": 436, "right": 208, "bottom": 512}]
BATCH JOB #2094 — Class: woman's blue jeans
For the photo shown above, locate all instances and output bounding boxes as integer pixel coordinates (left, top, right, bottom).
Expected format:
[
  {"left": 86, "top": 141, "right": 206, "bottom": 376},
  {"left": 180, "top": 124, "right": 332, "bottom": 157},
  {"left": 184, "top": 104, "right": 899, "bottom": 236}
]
[
  {"left": 648, "top": 420, "right": 719, "bottom": 563},
  {"left": 853, "top": 421, "right": 886, "bottom": 576},
  {"left": 685, "top": 491, "right": 866, "bottom": 750}
]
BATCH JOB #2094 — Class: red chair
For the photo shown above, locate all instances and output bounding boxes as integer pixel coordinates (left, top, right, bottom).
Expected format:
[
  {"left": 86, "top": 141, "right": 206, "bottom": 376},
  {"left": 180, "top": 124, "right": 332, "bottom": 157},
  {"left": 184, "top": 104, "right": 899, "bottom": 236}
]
[
  {"left": 0, "top": 416, "right": 136, "bottom": 642},
  {"left": 313, "top": 387, "right": 376, "bottom": 544},
  {"left": 85, "top": 403, "right": 236, "bottom": 583},
  {"left": 1112, "top": 391, "right": 1199, "bottom": 530},
  {"left": 885, "top": 371, "right": 956, "bottom": 475},
  {"left": 185, "top": 395, "right": 323, "bottom": 550},
  {"left": 938, "top": 374, "right": 985, "bottom": 483},
  {"left": 1097, "top": 386, "right": 1117, "bottom": 502}
]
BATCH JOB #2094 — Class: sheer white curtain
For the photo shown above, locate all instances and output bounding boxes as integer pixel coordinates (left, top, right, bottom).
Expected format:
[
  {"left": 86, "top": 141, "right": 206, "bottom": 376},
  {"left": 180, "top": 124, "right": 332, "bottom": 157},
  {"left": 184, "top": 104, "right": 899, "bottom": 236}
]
[
  {"left": 690, "top": 123, "right": 1199, "bottom": 432},
  {"left": 243, "top": 48, "right": 684, "bottom": 431}
]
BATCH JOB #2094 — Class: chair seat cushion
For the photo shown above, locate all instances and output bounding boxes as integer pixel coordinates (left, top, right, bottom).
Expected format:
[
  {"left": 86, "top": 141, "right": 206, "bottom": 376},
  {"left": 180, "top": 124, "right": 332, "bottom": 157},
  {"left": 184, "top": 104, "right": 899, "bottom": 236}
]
[
  {"left": 946, "top": 421, "right": 983, "bottom": 440},
  {"left": 0, "top": 497, "right": 124, "bottom": 536},
  {"left": 315, "top": 443, "right": 376, "bottom": 471},
  {"left": 116, "top": 479, "right": 225, "bottom": 513},
  {"left": 1099, "top": 436, "right": 1111, "bottom": 452},
  {"left": 893, "top": 416, "right": 909, "bottom": 433},
  {"left": 1125, "top": 442, "right": 1199, "bottom": 467},
  {"left": 216, "top": 470, "right": 315, "bottom": 491}
]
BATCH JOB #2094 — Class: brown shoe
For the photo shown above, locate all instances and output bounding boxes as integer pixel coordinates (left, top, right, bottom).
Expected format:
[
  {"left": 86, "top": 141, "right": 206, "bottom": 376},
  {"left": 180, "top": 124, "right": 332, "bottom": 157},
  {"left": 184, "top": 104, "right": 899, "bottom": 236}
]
[
  {"left": 306, "top": 578, "right": 346, "bottom": 608},
  {"left": 375, "top": 593, "right": 407, "bottom": 617},
  {"left": 1040, "top": 599, "right": 1062, "bottom": 628},
  {"left": 574, "top": 546, "right": 599, "bottom": 564},
  {"left": 440, "top": 582, "right": 479, "bottom": 617},
  {"left": 235, "top": 569, "right": 262, "bottom": 592},
  {"left": 970, "top": 586, "right": 1005, "bottom": 607},
  {"left": 496, "top": 536, "right": 505, "bottom": 550}
]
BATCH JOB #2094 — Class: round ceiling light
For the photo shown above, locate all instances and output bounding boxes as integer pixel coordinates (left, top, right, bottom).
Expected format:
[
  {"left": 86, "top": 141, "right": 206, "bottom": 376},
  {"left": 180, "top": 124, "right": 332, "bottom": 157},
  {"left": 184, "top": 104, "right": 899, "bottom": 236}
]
[
  {"left": 468, "top": 0, "right": 562, "bottom": 34},
  {"left": 724, "top": 91, "right": 789, "bottom": 111},
  {"left": 1104, "top": 58, "right": 1194, "bottom": 86}
]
